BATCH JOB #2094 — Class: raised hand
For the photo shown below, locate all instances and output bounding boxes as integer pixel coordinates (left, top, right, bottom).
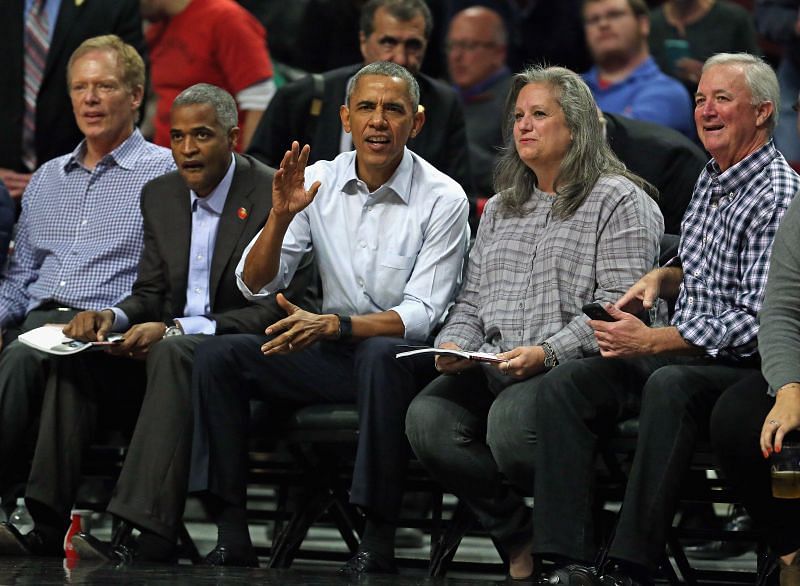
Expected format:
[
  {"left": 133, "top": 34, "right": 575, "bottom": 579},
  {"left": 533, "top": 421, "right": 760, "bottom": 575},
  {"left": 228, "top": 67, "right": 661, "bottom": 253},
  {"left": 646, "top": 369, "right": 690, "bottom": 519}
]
[{"left": 271, "top": 141, "right": 322, "bottom": 219}]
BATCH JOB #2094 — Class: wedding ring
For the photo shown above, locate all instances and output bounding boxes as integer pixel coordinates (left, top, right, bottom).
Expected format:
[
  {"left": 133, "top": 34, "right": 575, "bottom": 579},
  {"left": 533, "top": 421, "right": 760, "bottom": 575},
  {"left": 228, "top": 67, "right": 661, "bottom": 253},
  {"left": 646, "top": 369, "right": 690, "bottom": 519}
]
[
  {"left": 288, "top": 342, "right": 294, "bottom": 351},
  {"left": 129, "top": 352, "right": 134, "bottom": 358},
  {"left": 770, "top": 419, "right": 780, "bottom": 426}
]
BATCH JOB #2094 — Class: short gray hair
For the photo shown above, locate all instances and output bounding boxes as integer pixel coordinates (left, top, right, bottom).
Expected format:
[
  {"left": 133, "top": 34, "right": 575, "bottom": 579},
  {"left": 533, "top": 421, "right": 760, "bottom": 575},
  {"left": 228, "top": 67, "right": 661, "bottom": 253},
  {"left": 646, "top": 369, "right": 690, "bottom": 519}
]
[
  {"left": 494, "top": 65, "right": 656, "bottom": 218},
  {"left": 172, "top": 83, "right": 238, "bottom": 132},
  {"left": 345, "top": 61, "right": 420, "bottom": 112},
  {"left": 703, "top": 52, "right": 780, "bottom": 134}
]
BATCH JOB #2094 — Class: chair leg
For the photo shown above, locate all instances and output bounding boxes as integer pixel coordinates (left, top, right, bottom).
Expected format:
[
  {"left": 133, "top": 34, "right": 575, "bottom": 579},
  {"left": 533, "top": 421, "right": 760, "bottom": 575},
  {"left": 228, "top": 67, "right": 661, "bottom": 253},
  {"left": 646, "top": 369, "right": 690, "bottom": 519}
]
[
  {"left": 176, "top": 521, "right": 201, "bottom": 564},
  {"left": 268, "top": 488, "right": 336, "bottom": 569},
  {"left": 428, "top": 499, "right": 477, "bottom": 577}
]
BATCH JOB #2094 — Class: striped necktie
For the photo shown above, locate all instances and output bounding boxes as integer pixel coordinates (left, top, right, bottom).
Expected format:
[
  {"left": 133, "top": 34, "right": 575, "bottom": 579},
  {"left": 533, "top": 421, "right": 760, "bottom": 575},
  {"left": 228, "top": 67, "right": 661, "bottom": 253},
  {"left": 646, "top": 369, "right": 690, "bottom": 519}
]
[{"left": 22, "top": 0, "right": 50, "bottom": 171}]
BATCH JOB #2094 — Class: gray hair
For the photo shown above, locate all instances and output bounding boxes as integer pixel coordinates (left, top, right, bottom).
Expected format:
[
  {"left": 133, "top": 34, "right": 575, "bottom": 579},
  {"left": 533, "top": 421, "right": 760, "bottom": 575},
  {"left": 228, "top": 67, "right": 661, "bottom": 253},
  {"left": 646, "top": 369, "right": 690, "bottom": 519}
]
[
  {"left": 494, "top": 65, "right": 656, "bottom": 218},
  {"left": 361, "top": 0, "right": 433, "bottom": 40},
  {"left": 702, "top": 52, "right": 780, "bottom": 134},
  {"left": 345, "top": 61, "right": 421, "bottom": 112},
  {"left": 172, "top": 83, "right": 238, "bottom": 132}
]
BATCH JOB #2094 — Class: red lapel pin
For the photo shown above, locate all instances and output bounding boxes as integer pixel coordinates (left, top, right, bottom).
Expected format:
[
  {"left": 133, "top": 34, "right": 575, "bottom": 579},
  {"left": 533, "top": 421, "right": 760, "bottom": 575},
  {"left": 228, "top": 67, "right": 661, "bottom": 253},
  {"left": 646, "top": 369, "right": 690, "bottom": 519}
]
[{"left": 237, "top": 207, "right": 248, "bottom": 220}]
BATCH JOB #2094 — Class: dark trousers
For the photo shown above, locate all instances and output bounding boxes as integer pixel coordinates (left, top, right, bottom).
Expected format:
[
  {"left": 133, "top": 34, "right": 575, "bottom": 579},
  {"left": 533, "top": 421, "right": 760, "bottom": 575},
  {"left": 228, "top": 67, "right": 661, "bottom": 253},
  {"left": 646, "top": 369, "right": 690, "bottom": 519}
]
[
  {"left": 24, "top": 349, "right": 145, "bottom": 524},
  {"left": 710, "top": 371, "right": 800, "bottom": 557},
  {"left": 24, "top": 335, "right": 202, "bottom": 538},
  {"left": 405, "top": 368, "right": 536, "bottom": 553},
  {"left": 188, "top": 334, "right": 436, "bottom": 523},
  {"left": 532, "top": 354, "right": 759, "bottom": 570},
  {"left": 0, "top": 307, "right": 80, "bottom": 490}
]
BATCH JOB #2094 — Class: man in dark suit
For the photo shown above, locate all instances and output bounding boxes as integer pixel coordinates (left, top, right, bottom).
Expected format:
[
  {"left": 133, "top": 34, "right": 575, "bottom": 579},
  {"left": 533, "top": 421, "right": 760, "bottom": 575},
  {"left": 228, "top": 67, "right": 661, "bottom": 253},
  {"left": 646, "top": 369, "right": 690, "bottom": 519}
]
[
  {"left": 247, "top": 0, "right": 472, "bottom": 192},
  {"left": 0, "top": 84, "right": 317, "bottom": 561},
  {"left": 0, "top": 0, "right": 144, "bottom": 199}
]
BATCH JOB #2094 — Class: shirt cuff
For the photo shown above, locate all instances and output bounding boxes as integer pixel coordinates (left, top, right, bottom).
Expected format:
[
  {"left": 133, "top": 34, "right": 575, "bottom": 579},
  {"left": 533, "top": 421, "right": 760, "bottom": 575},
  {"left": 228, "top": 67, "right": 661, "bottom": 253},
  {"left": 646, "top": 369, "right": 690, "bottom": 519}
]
[
  {"left": 175, "top": 316, "right": 216, "bottom": 335},
  {"left": 391, "top": 302, "right": 429, "bottom": 341},
  {"left": 109, "top": 308, "right": 129, "bottom": 332}
]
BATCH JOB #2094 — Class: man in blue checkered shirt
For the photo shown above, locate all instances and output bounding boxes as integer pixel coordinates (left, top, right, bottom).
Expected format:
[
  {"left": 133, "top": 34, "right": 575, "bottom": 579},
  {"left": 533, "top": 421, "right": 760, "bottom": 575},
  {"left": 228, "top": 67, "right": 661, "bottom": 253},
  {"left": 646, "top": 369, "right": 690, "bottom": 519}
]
[
  {"left": 527, "top": 53, "right": 800, "bottom": 586},
  {"left": 0, "top": 35, "right": 174, "bottom": 503}
]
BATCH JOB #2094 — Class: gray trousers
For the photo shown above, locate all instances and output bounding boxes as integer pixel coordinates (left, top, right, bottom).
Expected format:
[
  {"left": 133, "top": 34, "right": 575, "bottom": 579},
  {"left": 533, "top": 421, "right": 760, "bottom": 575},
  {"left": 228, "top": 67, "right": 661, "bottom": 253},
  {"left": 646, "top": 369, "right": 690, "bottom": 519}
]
[{"left": 405, "top": 368, "right": 537, "bottom": 553}]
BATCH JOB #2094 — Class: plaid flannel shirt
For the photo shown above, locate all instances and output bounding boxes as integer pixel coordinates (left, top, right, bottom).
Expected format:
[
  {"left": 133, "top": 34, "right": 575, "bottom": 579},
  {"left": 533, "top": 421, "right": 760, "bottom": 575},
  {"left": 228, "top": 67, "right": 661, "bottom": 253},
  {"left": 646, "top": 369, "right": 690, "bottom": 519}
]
[{"left": 672, "top": 140, "right": 800, "bottom": 360}]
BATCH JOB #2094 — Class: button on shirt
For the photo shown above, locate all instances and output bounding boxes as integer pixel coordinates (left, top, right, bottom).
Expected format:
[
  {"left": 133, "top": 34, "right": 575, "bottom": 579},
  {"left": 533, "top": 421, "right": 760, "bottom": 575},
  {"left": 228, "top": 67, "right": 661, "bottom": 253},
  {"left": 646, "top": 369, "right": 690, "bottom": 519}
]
[
  {"left": 672, "top": 140, "right": 800, "bottom": 360},
  {"left": 584, "top": 57, "right": 694, "bottom": 137},
  {"left": 437, "top": 175, "right": 664, "bottom": 361},
  {"left": 236, "top": 148, "right": 469, "bottom": 341},
  {"left": 0, "top": 129, "right": 175, "bottom": 328},
  {"left": 111, "top": 155, "right": 236, "bottom": 334}
]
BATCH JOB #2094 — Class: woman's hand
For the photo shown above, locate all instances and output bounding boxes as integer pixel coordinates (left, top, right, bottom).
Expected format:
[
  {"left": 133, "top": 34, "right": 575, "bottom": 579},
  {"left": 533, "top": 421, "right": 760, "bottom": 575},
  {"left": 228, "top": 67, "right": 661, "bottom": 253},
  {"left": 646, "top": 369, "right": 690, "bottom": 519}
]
[
  {"left": 435, "top": 342, "right": 475, "bottom": 374},
  {"left": 761, "top": 383, "right": 800, "bottom": 457},
  {"left": 495, "top": 345, "right": 546, "bottom": 379}
]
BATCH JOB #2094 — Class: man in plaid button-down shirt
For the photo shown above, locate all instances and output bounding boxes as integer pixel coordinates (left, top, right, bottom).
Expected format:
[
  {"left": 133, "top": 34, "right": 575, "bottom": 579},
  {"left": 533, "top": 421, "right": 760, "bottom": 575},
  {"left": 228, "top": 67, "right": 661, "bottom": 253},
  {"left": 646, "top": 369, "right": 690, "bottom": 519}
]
[{"left": 529, "top": 53, "right": 800, "bottom": 586}]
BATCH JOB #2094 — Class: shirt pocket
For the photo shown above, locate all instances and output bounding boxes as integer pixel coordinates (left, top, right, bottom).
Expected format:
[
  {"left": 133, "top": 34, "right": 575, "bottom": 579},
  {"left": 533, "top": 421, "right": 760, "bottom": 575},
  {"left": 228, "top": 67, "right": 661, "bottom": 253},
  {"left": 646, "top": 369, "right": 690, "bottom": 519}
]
[{"left": 371, "top": 253, "right": 416, "bottom": 309}]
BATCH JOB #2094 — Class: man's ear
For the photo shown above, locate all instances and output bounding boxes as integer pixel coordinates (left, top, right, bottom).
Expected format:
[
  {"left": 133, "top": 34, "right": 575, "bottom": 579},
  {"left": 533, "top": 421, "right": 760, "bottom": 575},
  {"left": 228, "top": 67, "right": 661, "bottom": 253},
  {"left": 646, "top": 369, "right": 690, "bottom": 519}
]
[
  {"left": 340, "top": 104, "right": 351, "bottom": 133},
  {"left": 359, "top": 31, "right": 368, "bottom": 61},
  {"left": 410, "top": 107, "right": 425, "bottom": 138},
  {"left": 755, "top": 101, "right": 774, "bottom": 129},
  {"left": 228, "top": 126, "right": 241, "bottom": 149},
  {"left": 130, "top": 84, "right": 145, "bottom": 110}
]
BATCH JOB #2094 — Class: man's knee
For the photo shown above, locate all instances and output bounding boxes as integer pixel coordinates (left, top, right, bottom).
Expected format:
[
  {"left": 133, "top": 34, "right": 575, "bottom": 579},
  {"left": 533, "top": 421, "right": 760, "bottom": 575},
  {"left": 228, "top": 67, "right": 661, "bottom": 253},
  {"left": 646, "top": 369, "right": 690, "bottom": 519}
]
[
  {"left": 406, "top": 388, "right": 474, "bottom": 463},
  {"left": 641, "top": 366, "right": 703, "bottom": 416}
]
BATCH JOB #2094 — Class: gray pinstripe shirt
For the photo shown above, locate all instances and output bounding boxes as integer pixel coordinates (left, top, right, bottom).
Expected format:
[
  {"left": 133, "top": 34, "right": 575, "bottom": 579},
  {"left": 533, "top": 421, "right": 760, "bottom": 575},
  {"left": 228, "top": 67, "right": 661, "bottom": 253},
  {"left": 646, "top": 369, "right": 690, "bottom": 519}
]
[{"left": 436, "top": 174, "right": 664, "bottom": 364}]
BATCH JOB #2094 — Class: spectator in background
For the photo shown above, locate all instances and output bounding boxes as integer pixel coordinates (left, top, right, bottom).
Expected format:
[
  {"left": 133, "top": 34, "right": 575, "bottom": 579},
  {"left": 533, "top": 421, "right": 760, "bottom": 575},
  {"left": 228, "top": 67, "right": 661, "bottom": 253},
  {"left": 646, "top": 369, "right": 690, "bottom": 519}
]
[
  {"left": 756, "top": 0, "right": 800, "bottom": 162},
  {"left": 649, "top": 0, "right": 759, "bottom": 92},
  {"left": 446, "top": 6, "right": 510, "bottom": 205},
  {"left": 443, "top": 0, "right": 591, "bottom": 74},
  {"left": 141, "top": 0, "right": 275, "bottom": 151},
  {"left": 247, "top": 0, "right": 473, "bottom": 193},
  {"left": 0, "top": 0, "right": 144, "bottom": 200},
  {"left": 0, "top": 35, "right": 175, "bottom": 536},
  {"left": 583, "top": 0, "right": 695, "bottom": 137}
]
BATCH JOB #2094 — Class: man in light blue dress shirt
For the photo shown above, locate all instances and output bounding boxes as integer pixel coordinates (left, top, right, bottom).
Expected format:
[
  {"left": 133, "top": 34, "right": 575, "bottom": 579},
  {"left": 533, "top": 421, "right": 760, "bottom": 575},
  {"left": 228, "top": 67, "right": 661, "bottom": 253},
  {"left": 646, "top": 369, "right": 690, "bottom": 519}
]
[{"left": 188, "top": 61, "right": 469, "bottom": 574}]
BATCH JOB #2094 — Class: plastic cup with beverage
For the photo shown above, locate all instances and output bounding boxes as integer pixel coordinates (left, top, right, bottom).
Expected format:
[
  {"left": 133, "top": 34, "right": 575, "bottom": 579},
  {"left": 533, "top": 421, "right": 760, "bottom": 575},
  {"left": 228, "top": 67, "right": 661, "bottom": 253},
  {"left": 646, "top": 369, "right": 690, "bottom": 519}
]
[{"left": 771, "top": 442, "right": 800, "bottom": 498}]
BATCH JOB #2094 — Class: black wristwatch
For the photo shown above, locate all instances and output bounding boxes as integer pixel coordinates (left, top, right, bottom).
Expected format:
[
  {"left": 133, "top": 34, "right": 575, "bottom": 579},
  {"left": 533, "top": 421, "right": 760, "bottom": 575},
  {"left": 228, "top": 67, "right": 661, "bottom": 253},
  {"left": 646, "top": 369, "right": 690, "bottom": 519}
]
[
  {"left": 335, "top": 314, "right": 352, "bottom": 340},
  {"left": 541, "top": 342, "right": 559, "bottom": 370}
]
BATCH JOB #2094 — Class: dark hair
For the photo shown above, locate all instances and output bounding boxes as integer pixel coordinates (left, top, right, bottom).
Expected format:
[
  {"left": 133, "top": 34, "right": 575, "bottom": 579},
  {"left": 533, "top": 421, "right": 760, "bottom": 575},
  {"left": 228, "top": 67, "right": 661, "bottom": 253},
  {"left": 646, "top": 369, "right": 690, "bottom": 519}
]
[
  {"left": 494, "top": 65, "right": 657, "bottom": 218},
  {"left": 583, "top": 0, "right": 648, "bottom": 18},
  {"left": 360, "top": 0, "right": 433, "bottom": 39}
]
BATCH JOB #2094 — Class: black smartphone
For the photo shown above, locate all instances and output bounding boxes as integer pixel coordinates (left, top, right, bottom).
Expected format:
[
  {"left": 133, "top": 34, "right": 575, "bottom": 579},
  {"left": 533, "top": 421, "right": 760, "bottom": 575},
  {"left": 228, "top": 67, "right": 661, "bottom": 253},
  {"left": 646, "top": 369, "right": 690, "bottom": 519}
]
[{"left": 582, "top": 302, "right": 616, "bottom": 322}]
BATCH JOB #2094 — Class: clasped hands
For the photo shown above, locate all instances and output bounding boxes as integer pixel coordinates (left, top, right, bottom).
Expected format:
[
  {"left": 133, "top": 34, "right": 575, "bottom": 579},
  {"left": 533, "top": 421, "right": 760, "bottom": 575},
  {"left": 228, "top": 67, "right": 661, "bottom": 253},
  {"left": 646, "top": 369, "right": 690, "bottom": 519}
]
[{"left": 63, "top": 310, "right": 168, "bottom": 360}]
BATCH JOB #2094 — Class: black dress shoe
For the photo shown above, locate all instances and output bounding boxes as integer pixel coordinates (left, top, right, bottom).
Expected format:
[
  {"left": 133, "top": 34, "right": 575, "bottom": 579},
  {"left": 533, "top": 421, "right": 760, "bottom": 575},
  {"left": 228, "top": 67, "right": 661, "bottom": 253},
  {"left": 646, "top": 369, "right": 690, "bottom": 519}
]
[
  {"left": 71, "top": 532, "right": 136, "bottom": 564},
  {"left": 0, "top": 523, "right": 62, "bottom": 557},
  {"left": 684, "top": 508, "right": 755, "bottom": 560},
  {"left": 202, "top": 545, "right": 259, "bottom": 567},
  {"left": 338, "top": 550, "right": 397, "bottom": 576}
]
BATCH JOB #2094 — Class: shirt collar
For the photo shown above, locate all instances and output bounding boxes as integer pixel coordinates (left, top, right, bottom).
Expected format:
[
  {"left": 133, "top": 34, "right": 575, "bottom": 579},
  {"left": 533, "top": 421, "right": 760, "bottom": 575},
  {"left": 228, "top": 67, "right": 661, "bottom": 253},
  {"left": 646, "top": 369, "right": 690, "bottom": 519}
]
[
  {"left": 191, "top": 154, "right": 236, "bottom": 213},
  {"left": 585, "top": 56, "right": 658, "bottom": 88},
  {"left": 338, "top": 148, "right": 414, "bottom": 204},
  {"left": 706, "top": 140, "right": 777, "bottom": 194},
  {"left": 63, "top": 128, "right": 147, "bottom": 172}
]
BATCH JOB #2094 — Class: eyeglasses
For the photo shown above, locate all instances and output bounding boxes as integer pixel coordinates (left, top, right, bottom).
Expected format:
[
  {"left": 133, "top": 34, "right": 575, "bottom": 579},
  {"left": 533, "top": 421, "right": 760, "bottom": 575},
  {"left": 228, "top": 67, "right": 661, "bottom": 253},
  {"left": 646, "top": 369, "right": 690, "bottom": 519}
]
[
  {"left": 584, "top": 8, "right": 633, "bottom": 27},
  {"left": 445, "top": 40, "right": 497, "bottom": 53}
]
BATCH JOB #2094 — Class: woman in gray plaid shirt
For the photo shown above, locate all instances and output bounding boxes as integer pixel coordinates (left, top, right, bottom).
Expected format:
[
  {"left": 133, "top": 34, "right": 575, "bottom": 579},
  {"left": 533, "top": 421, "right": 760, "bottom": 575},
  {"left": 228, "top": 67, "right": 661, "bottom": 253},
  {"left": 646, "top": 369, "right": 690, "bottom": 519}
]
[{"left": 406, "top": 65, "right": 664, "bottom": 580}]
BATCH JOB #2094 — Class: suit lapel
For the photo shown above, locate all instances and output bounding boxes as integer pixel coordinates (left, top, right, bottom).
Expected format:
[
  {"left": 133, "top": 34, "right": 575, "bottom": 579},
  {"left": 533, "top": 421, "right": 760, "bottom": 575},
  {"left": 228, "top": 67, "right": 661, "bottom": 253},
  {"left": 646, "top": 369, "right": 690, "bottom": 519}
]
[
  {"left": 168, "top": 180, "right": 192, "bottom": 312},
  {"left": 46, "top": 0, "right": 79, "bottom": 81},
  {"left": 209, "top": 155, "right": 259, "bottom": 305}
]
